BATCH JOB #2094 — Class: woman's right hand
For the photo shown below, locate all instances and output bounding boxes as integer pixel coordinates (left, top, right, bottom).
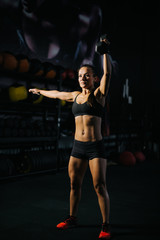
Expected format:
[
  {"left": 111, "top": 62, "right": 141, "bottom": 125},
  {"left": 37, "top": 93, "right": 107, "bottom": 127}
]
[{"left": 28, "top": 88, "right": 41, "bottom": 95}]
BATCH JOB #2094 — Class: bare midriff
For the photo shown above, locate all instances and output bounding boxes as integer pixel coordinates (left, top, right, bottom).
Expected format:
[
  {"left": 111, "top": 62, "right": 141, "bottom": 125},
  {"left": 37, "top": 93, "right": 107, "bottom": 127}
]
[{"left": 74, "top": 115, "right": 102, "bottom": 142}]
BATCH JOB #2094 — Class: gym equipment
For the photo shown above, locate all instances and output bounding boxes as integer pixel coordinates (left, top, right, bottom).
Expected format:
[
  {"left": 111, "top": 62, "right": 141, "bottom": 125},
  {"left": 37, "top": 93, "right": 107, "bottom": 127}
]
[
  {"left": 27, "top": 151, "right": 57, "bottom": 171},
  {"left": 13, "top": 153, "right": 32, "bottom": 174},
  {"left": 29, "top": 87, "right": 45, "bottom": 104},
  {"left": 29, "top": 59, "right": 44, "bottom": 77},
  {"left": 60, "top": 100, "right": 66, "bottom": 107},
  {"left": 61, "top": 69, "right": 67, "bottom": 80},
  {"left": 95, "top": 34, "right": 110, "bottom": 55},
  {"left": 1, "top": 51, "right": 18, "bottom": 71},
  {"left": 43, "top": 62, "right": 57, "bottom": 79},
  {"left": 16, "top": 54, "right": 30, "bottom": 73},
  {"left": 9, "top": 85, "right": 28, "bottom": 102},
  {"left": 95, "top": 76, "right": 100, "bottom": 83},
  {"left": 33, "top": 94, "right": 44, "bottom": 104},
  {"left": 0, "top": 157, "right": 15, "bottom": 177},
  {"left": 119, "top": 151, "right": 136, "bottom": 166},
  {"left": 134, "top": 151, "right": 146, "bottom": 162},
  {"left": 61, "top": 68, "right": 76, "bottom": 80},
  {"left": 67, "top": 69, "right": 76, "bottom": 80}
]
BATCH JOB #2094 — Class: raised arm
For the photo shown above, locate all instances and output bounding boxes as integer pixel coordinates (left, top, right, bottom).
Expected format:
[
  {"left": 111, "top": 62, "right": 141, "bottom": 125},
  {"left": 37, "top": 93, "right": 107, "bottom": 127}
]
[
  {"left": 99, "top": 51, "right": 112, "bottom": 96},
  {"left": 28, "top": 89, "right": 80, "bottom": 102}
]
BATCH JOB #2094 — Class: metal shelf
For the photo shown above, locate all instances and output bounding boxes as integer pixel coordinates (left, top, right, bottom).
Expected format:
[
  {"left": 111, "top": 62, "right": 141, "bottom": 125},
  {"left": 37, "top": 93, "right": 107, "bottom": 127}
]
[{"left": 0, "top": 136, "right": 56, "bottom": 144}]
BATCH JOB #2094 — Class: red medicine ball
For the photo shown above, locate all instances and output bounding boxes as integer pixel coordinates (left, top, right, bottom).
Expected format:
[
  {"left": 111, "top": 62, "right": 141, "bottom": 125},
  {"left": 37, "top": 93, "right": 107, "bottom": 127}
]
[
  {"left": 134, "top": 151, "right": 146, "bottom": 163},
  {"left": 119, "top": 151, "right": 136, "bottom": 166}
]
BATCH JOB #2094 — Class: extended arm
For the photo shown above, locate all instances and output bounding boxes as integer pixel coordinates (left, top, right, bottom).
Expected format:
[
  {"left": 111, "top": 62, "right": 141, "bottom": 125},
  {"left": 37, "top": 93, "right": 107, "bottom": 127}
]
[{"left": 28, "top": 89, "right": 79, "bottom": 102}]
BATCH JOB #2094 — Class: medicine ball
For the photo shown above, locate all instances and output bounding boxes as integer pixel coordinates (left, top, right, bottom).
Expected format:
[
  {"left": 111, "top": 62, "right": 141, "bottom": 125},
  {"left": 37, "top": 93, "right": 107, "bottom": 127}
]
[
  {"left": 134, "top": 151, "right": 146, "bottom": 163},
  {"left": 9, "top": 85, "right": 28, "bottom": 102},
  {"left": 16, "top": 54, "right": 30, "bottom": 73},
  {"left": 1, "top": 51, "right": 18, "bottom": 71},
  {"left": 119, "top": 151, "right": 136, "bottom": 166},
  {"left": 29, "top": 59, "right": 44, "bottom": 77},
  {"left": 43, "top": 62, "right": 57, "bottom": 79}
]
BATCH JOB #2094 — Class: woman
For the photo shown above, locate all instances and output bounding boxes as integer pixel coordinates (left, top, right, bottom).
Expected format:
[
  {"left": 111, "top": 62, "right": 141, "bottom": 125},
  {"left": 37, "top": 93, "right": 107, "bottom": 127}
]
[{"left": 29, "top": 38, "right": 112, "bottom": 239}]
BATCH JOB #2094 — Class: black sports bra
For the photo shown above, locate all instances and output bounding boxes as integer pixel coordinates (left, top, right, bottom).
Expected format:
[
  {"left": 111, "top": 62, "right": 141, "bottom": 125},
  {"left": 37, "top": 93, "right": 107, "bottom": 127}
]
[{"left": 72, "top": 92, "right": 104, "bottom": 118}]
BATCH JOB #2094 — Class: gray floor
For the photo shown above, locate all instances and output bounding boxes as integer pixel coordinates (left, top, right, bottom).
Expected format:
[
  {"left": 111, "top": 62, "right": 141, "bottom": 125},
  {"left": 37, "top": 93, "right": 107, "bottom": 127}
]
[{"left": 0, "top": 160, "right": 160, "bottom": 240}]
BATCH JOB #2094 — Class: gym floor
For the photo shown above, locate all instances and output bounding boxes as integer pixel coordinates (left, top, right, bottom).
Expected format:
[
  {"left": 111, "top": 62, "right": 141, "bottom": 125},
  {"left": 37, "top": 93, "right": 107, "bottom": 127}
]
[{"left": 0, "top": 159, "right": 160, "bottom": 240}]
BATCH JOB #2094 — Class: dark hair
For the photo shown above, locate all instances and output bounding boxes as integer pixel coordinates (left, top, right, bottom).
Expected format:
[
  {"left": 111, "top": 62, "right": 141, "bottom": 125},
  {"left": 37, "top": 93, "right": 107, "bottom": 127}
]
[{"left": 78, "top": 64, "right": 97, "bottom": 77}]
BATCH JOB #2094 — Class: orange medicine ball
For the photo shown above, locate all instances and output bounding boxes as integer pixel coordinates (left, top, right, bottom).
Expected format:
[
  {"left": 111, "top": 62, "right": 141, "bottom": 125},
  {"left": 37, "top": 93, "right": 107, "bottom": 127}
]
[
  {"left": 43, "top": 62, "right": 57, "bottom": 79},
  {"left": 1, "top": 52, "right": 18, "bottom": 71},
  {"left": 16, "top": 54, "right": 30, "bottom": 73},
  {"left": 29, "top": 59, "right": 44, "bottom": 77}
]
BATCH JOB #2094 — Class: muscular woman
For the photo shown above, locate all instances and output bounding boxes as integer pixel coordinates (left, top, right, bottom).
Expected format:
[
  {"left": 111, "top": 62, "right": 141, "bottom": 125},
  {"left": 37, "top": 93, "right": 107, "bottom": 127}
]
[{"left": 29, "top": 38, "right": 112, "bottom": 239}]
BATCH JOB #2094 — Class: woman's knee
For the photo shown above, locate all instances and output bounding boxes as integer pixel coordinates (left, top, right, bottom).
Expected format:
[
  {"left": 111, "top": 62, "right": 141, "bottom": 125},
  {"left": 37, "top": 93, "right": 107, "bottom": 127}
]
[
  {"left": 70, "top": 175, "right": 82, "bottom": 191},
  {"left": 94, "top": 181, "right": 106, "bottom": 195}
]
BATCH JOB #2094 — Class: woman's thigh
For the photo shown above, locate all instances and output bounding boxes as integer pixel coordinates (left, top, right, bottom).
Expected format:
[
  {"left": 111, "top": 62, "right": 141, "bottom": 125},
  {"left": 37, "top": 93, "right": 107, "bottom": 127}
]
[
  {"left": 68, "top": 156, "right": 88, "bottom": 184},
  {"left": 89, "top": 158, "right": 107, "bottom": 185}
]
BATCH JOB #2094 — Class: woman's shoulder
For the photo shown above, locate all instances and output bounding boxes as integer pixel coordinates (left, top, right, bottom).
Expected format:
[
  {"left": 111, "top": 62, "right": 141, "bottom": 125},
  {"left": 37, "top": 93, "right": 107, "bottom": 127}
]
[{"left": 72, "top": 91, "right": 81, "bottom": 100}]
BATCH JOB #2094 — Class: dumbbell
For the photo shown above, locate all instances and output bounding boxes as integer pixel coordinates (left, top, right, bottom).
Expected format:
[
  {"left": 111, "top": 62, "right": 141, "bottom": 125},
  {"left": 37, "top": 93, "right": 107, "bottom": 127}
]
[{"left": 95, "top": 34, "right": 110, "bottom": 55}]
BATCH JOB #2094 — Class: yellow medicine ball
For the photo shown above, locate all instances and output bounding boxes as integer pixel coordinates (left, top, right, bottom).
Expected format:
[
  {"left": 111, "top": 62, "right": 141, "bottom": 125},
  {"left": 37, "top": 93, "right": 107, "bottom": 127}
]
[{"left": 9, "top": 86, "right": 28, "bottom": 102}]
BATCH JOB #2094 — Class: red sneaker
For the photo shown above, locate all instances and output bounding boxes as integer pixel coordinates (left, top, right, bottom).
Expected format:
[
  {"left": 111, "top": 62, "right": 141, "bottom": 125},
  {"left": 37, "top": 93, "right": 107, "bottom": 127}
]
[
  {"left": 99, "top": 223, "right": 111, "bottom": 239},
  {"left": 56, "top": 215, "right": 77, "bottom": 229}
]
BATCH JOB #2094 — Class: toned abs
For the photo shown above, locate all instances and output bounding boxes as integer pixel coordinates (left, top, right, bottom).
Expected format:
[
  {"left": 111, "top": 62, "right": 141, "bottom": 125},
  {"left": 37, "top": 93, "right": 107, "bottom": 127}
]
[{"left": 74, "top": 115, "right": 102, "bottom": 142}]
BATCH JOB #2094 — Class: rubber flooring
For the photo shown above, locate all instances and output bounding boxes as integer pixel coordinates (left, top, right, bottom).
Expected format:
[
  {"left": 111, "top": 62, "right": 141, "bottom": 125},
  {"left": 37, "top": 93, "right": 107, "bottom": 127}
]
[{"left": 0, "top": 160, "right": 160, "bottom": 240}]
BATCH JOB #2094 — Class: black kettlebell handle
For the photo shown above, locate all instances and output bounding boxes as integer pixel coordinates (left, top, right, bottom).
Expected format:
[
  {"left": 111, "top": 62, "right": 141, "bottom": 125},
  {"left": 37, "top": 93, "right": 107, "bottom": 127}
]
[
  {"left": 100, "top": 34, "right": 108, "bottom": 41},
  {"left": 95, "top": 34, "right": 110, "bottom": 55}
]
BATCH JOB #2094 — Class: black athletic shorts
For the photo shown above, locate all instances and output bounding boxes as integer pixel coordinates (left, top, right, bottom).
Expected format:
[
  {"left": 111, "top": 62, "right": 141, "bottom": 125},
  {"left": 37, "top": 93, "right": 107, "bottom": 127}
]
[{"left": 71, "top": 139, "right": 106, "bottom": 160}]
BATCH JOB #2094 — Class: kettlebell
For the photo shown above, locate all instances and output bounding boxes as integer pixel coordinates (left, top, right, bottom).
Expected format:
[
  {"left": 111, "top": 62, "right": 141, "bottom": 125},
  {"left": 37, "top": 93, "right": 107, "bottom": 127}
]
[{"left": 95, "top": 34, "right": 110, "bottom": 55}]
